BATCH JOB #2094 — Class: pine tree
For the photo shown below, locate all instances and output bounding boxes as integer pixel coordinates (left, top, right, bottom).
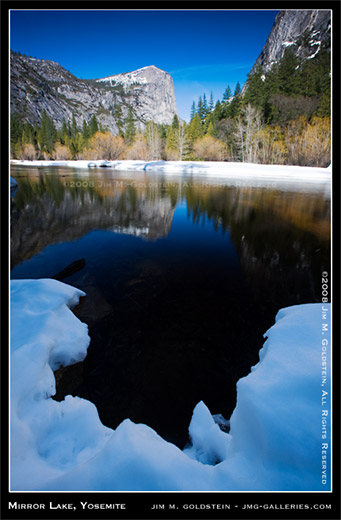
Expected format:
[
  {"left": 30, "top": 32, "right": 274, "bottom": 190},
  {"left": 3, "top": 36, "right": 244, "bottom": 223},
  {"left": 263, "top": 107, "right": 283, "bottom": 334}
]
[
  {"left": 202, "top": 93, "right": 208, "bottom": 115},
  {"left": 226, "top": 93, "right": 242, "bottom": 119},
  {"left": 157, "top": 124, "right": 168, "bottom": 139},
  {"left": 209, "top": 92, "right": 214, "bottom": 112},
  {"left": 10, "top": 115, "right": 23, "bottom": 152},
  {"left": 197, "top": 96, "right": 205, "bottom": 122},
  {"left": 277, "top": 48, "right": 300, "bottom": 95},
  {"left": 222, "top": 86, "right": 232, "bottom": 103},
  {"left": 113, "top": 105, "right": 124, "bottom": 136},
  {"left": 67, "top": 120, "right": 72, "bottom": 138},
  {"left": 234, "top": 82, "right": 241, "bottom": 96},
  {"left": 206, "top": 121, "right": 216, "bottom": 137},
  {"left": 243, "top": 65, "right": 266, "bottom": 111},
  {"left": 89, "top": 115, "right": 99, "bottom": 137},
  {"left": 124, "top": 106, "right": 136, "bottom": 145},
  {"left": 165, "top": 126, "right": 178, "bottom": 160},
  {"left": 82, "top": 120, "right": 90, "bottom": 141},
  {"left": 213, "top": 100, "right": 223, "bottom": 121},
  {"left": 186, "top": 113, "right": 203, "bottom": 142},
  {"left": 190, "top": 101, "right": 196, "bottom": 120},
  {"left": 60, "top": 118, "right": 69, "bottom": 144},
  {"left": 39, "top": 110, "right": 57, "bottom": 154},
  {"left": 71, "top": 113, "right": 78, "bottom": 138},
  {"left": 172, "top": 114, "right": 180, "bottom": 129},
  {"left": 22, "top": 122, "right": 35, "bottom": 145}
]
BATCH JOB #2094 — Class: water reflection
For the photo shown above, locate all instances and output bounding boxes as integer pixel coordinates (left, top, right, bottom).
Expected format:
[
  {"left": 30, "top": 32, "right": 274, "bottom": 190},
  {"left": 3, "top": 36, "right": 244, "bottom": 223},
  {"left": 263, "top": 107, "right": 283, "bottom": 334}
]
[
  {"left": 11, "top": 167, "right": 330, "bottom": 309},
  {"left": 10, "top": 166, "right": 331, "bottom": 447},
  {"left": 11, "top": 167, "right": 330, "bottom": 270}
]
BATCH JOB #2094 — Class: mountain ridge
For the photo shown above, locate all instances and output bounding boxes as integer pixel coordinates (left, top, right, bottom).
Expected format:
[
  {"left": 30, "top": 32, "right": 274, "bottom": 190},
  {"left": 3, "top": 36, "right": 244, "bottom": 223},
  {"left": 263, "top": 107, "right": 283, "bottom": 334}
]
[{"left": 10, "top": 52, "right": 178, "bottom": 133}]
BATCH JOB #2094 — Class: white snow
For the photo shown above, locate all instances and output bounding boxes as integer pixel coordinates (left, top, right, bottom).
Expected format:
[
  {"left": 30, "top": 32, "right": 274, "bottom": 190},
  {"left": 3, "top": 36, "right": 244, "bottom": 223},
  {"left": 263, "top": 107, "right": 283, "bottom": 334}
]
[
  {"left": 307, "top": 47, "right": 321, "bottom": 60},
  {"left": 282, "top": 41, "right": 295, "bottom": 47},
  {"left": 10, "top": 278, "right": 331, "bottom": 491},
  {"left": 96, "top": 66, "right": 158, "bottom": 87},
  {"left": 97, "top": 65, "right": 159, "bottom": 87},
  {"left": 10, "top": 159, "right": 331, "bottom": 184}
]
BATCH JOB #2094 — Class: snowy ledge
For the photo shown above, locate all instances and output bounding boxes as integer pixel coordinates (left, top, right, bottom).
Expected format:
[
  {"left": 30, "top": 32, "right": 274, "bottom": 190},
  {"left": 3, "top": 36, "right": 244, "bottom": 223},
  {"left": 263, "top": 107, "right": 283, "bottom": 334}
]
[
  {"left": 11, "top": 159, "right": 331, "bottom": 183},
  {"left": 10, "top": 279, "right": 331, "bottom": 491}
]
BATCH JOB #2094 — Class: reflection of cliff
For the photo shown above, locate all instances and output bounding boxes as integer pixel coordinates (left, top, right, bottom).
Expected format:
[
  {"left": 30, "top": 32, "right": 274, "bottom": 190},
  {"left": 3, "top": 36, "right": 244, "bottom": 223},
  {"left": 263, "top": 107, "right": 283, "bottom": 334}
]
[{"left": 11, "top": 178, "right": 175, "bottom": 268}]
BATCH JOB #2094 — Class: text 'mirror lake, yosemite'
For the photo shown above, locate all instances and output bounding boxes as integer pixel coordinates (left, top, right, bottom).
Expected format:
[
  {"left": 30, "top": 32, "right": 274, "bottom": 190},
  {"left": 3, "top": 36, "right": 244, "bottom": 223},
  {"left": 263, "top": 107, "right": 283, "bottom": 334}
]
[{"left": 10, "top": 165, "right": 330, "bottom": 447}]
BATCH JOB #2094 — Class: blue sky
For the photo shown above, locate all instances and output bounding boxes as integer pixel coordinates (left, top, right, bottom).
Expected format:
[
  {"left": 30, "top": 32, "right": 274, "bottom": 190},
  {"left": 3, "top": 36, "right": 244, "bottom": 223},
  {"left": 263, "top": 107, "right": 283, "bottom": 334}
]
[{"left": 10, "top": 9, "right": 279, "bottom": 121}]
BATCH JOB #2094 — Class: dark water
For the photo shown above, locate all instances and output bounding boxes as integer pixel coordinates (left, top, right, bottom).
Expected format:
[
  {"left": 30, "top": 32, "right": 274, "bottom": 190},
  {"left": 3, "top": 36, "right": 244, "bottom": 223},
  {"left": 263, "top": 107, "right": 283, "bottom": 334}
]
[{"left": 10, "top": 166, "right": 331, "bottom": 447}]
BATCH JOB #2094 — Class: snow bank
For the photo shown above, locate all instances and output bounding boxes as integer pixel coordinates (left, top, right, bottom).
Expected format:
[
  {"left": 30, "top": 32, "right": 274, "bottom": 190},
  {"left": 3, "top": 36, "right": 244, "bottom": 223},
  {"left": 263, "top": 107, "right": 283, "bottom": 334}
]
[
  {"left": 10, "top": 279, "right": 331, "bottom": 491},
  {"left": 10, "top": 159, "right": 331, "bottom": 183},
  {"left": 10, "top": 279, "right": 112, "bottom": 490}
]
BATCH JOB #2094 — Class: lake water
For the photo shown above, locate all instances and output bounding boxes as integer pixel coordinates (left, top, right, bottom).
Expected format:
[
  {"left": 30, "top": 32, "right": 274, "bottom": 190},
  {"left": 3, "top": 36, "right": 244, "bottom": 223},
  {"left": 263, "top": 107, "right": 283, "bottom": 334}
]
[{"left": 10, "top": 165, "right": 331, "bottom": 447}]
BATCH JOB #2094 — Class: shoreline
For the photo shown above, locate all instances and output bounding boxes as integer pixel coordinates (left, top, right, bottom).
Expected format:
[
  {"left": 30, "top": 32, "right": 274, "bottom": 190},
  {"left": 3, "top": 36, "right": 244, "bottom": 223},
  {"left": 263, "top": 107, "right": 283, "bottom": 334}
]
[{"left": 10, "top": 159, "right": 331, "bottom": 183}]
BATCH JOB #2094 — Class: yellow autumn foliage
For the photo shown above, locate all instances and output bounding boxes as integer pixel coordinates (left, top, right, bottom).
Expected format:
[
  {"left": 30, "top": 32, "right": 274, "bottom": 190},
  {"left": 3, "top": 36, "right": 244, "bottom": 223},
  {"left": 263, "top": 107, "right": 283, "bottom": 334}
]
[
  {"left": 193, "top": 135, "right": 228, "bottom": 161},
  {"left": 88, "top": 132, "right": 126, "bottom": 160}
]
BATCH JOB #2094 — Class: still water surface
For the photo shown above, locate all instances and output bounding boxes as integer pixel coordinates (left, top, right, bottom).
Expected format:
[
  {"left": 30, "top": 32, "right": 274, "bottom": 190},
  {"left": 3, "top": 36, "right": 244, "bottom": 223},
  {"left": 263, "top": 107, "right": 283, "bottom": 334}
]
[{"left": 10, "top": 166, "right": 331, "bottom": 447}]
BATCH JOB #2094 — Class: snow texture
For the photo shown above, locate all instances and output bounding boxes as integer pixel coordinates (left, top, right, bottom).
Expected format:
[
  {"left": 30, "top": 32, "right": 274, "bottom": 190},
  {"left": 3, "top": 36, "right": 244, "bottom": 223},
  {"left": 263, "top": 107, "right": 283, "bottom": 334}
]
[
  {"left": 10, "top": 279, "right": 331, "bottom": 491},
  {"left": 96, "top": 66, "right": 154, "bottom": 86},
  {"left": 11, "top": 159, "right": 331, "bottom": 182}
]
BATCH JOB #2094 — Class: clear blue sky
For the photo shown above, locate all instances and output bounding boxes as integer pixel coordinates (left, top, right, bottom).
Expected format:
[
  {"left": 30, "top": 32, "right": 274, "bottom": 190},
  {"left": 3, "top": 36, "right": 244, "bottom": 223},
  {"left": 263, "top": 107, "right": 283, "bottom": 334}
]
[{"left": 10, "top": 9, "right": 279, "bottom": 121}]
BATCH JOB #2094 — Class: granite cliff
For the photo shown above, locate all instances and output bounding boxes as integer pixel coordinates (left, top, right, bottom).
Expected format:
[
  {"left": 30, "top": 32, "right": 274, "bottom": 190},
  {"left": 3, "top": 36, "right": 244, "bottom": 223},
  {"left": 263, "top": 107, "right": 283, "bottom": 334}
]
[
  {"left": 249, "top": 9, "right": 331, "bottom": 75},
  {"left": 10, "top": 52, "right": 178, "bottom": 132}
]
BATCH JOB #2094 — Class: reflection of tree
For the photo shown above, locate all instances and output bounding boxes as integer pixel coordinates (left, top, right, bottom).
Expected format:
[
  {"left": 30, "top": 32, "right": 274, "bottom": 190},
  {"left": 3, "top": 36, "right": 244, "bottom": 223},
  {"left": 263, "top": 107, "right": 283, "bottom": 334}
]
[{"left": 183, "top": 184, "right": 330, "bottom": 307}]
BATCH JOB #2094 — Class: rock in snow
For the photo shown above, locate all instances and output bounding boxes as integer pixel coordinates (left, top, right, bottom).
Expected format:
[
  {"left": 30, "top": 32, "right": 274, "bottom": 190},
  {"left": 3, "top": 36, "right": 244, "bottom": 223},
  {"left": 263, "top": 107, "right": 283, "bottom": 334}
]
[{"left": 10, "top": 279, "right": 331, "bottom": 491}]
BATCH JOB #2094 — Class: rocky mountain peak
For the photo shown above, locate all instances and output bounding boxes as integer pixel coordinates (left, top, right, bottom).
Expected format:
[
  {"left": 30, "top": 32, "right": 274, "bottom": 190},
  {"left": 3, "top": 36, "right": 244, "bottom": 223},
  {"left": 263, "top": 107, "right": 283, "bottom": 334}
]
[
  {"left": 96, "top": 65, "right": 178, "bottom": 125},
  {"left": 250, "top": 9, "right": 331, "bottom": 75},
  {"left": 98, "top": 65, "right": 164, "bottom": 83}
]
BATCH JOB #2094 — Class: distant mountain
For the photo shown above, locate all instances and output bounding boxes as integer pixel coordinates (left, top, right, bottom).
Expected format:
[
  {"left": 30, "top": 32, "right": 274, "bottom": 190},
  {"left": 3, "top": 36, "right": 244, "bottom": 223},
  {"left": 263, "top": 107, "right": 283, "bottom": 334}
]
[
  {"left": 249, "top": 9, "right": 331, "bottom": 75},
  {"left": 10, "top": 52, "right": 178, "bottom": 132},
  {"left": 96, "top": 65, "right": 178, "bottom": 126}
]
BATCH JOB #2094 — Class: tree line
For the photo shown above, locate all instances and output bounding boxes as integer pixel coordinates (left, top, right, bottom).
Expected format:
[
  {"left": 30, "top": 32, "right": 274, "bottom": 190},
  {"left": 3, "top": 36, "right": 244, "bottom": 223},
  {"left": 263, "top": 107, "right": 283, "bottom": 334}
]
[
  {"left": 10, "top": 108, "right": 228, "bottom": 163},
  {"left": 185, "top": 37, "right": 330, "bottom": 167}
]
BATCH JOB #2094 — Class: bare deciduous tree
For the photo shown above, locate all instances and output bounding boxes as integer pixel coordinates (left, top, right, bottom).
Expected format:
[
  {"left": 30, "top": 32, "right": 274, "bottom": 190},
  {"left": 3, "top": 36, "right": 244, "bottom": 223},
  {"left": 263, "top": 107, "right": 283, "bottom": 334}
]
[
  {"left": 89, "top": 132, "right": 126, "bottom": 160},
  {"left": 18, "top": 143, "right": 37, "bottom": 160},
  {"left": 234, "top": 104, "right": 263, "bottom": 163},
  {"left": 125, "top": 134, "right": 150, "bottom": 160},
  {"left": 193, "top": 135, "right": 228, "bottom": 161},
  {"left": 53, "top": 144, "right": 72, "bottom": 160},
  {"left": 144, "top": 122, "right": 162, "bottom": 160}
]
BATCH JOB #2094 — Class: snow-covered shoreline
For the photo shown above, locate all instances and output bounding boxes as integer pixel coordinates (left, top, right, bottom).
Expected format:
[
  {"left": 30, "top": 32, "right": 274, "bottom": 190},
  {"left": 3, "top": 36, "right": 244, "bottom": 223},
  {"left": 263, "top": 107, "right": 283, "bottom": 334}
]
[
  {"left": 10, "top": 159, "right": 331, "bottom": 183},
  {"left": 10, "top": 278, "right": 331, "bottom": 492}
]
